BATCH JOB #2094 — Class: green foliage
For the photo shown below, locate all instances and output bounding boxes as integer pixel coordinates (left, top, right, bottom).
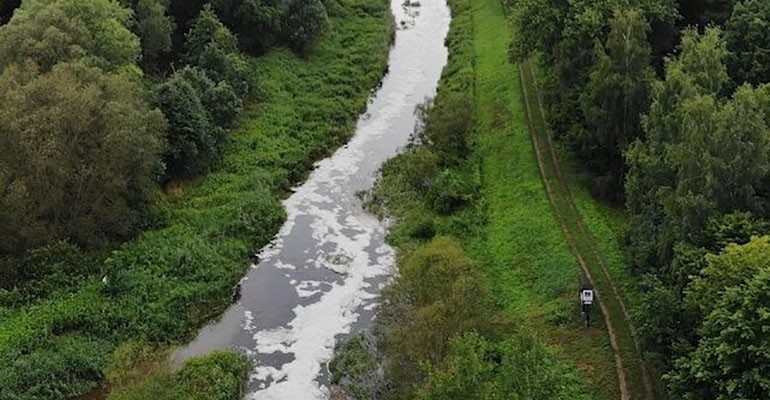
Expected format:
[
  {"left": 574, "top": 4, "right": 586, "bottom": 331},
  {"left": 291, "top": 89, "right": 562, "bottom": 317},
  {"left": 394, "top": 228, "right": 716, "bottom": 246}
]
[
  {"left": 625, "top": 27, "right": 770, "bottom": 274},
  {"left": 418, "top": 332, "right": 590, "bottom": 400},
  {"left": 380, "top": 237, "right": 493, "bottom": 396},
  {"left": 508, "top": 0, "right": 561, "bottom": 61},
  {"left": 155, "top": 68, "right": 223, "bottom": 178},
  {"left": 328, "top": 334, "right": 383, "bottom": 399},
  {"left": 726, "top": 0, "right": 770, "bottom": 85},
  {"left": 0, "top": 60, "right": 165, "bottom": 254},
  {"left": 281, "top": 0, "right": 328, "bottom": 53},
  {"left": 428, "top": 169, "right": 477, "bottom": 215},
  {"left": 576, "top": 9, "right": 655, "bottom": 197},
  {"left": 135, "top": 0, "right": 175, "bottom": 73},
  {"left": 184, "top": 5, "right": 254, "bottom": 95},
  {"left": 0, "top": 0, "right": 140, "bottom": 72},
  {"left": 668, "top": 237, "right": 770, "bottom": 400},
  {"left": 108, "top": 351, "right": 252, "bottom": 400},
  {"left": 419, "top": 93, "right": 474, "bottom": 165},
  {"left": 0, "top": 334, "right": 113, "bottom": 400},
  {"left": 210, "top": 0, "right": 283, "bottom": 55},
  {"left": 0, "top": 0, "right": 393, "bottom": 396}
]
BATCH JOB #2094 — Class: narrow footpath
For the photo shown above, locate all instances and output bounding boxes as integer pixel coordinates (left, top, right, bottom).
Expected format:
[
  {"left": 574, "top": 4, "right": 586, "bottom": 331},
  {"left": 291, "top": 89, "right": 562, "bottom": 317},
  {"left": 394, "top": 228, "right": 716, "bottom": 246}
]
[
  {"left": 518, "top": 55, "right": 655, "bottom": 400},
  {"left": 467, "top": 0, "right": 655, "bottom": 397}
]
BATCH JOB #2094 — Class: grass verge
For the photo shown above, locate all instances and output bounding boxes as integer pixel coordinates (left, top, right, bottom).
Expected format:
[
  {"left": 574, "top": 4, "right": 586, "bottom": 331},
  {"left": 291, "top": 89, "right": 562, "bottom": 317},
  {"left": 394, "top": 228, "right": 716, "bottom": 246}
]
[{"left": 0, "top": 0, "right": 394, "bottom": 398}]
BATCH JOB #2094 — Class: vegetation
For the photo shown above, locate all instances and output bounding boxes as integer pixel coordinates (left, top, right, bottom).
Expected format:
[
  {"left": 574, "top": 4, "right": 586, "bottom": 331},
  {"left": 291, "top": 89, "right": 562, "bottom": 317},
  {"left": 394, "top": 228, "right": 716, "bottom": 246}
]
[
  {"left": 0, "top": 0, "right": 393, "bottom": 397},
  {"left": 332, "top": 0, "right": 617, "bottom": 398},
  {"left": 107, "top": 347, "right": 252, "bottom": 400},
  {"left": 508, "top": 0, "right": 770, "bottom": 398}
]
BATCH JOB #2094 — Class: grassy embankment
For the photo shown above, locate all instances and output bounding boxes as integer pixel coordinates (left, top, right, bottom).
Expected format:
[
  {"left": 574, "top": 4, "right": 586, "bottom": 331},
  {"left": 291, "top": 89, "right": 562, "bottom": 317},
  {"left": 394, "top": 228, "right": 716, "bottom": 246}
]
[
  {"left": 0, "top": 0, "right": 393, "bottom": 398},
  {"left": 372, "top": 0, "right": 651, "bottom": 398}
]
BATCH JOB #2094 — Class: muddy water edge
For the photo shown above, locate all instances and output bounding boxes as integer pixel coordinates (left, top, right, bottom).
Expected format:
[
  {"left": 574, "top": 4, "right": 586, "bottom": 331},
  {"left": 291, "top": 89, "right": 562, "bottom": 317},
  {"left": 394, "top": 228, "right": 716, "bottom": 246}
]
[{"left": 170, "top": 1, "right": 451, "bottom": 399}]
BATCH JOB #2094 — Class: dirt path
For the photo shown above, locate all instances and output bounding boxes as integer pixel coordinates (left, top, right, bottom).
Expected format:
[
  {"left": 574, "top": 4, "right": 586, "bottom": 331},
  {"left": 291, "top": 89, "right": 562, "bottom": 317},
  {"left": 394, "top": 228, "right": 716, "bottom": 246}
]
[{"left": 518, "top": 59, "right": 655, "bottom": 400}]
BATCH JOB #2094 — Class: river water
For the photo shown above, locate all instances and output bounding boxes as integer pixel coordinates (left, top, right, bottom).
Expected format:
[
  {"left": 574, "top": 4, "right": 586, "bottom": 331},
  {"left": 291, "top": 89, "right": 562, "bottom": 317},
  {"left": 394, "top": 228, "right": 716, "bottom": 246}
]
[{"left": 171, "top": 0, "right": 450, "bottom": 398}]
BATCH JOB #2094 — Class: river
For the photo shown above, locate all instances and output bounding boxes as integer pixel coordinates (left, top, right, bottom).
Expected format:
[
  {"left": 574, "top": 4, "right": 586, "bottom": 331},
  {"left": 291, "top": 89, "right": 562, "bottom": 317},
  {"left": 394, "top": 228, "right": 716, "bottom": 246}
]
[{"left": 171, "top": 0, "right": 451, "bottom": 398}]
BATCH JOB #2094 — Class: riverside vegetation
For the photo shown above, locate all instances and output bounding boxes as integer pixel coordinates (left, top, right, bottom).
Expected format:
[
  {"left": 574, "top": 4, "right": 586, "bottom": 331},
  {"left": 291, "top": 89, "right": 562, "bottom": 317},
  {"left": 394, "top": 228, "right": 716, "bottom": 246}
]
[
  {"left": 331, "top": 0, "right": 616, "bottom": 398},
  {"left": 334, "top": 1, "right": 770, "bottom": 400},
  {"left": 0, "top": 0, "right": 392, "bottom": 398}
]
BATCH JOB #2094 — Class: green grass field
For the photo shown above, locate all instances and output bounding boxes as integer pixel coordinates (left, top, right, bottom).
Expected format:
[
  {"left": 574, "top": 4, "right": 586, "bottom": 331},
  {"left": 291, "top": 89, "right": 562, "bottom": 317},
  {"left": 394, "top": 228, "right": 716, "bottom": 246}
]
[
  {"left": 467, "top": 3, "right": 624, "bottom": 399},
  {"left": 0, "top": 0, "right": 394, "bottom": 398}
]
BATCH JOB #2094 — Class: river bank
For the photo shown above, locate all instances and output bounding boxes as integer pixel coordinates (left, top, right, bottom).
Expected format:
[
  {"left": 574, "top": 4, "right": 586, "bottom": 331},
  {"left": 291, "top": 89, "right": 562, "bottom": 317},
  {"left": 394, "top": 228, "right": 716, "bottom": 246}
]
[
  {"left": 330, "top": 0, "right": 632, "bottom": 397},
  {"left": 170, "top": 0, "right": 450, "bottom": 398},
  {"left": 0, "top": 0, "right": 394, "bottom": 398}
]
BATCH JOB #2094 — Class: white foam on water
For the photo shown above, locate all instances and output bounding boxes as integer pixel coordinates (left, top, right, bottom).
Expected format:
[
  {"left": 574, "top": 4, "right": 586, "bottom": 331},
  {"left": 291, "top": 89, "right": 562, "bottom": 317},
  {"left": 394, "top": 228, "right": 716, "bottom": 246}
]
[{"left": 232, "top": 0, "right": 451, "bottom": 398}]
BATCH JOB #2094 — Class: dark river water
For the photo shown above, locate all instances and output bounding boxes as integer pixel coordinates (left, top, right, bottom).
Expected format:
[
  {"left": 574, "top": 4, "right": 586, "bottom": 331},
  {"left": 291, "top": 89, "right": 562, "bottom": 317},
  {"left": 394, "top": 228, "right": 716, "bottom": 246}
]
[{"left": 171, "top": 0, "right": 450, "bottom": 398}]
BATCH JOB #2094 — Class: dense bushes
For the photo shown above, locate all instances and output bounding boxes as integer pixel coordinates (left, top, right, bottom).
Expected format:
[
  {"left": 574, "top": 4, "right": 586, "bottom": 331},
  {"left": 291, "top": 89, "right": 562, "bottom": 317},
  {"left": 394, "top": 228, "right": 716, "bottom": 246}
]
[
  {"left": 418, "top": 332, "right": 589, "bottom": 400},
  {"left": 0, "top": 0, "right": 393, "bottom": 396}
]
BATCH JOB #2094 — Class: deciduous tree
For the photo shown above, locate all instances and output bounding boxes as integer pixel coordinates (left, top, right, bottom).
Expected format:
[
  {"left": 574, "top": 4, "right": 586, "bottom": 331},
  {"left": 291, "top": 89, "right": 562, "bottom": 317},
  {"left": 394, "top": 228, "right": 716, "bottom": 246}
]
[
  {"left": 0, "top": 61, "right": 165, "bottom": 254},
  {"left": 0, "top": 0, "right": 140, "bottom": 72}
]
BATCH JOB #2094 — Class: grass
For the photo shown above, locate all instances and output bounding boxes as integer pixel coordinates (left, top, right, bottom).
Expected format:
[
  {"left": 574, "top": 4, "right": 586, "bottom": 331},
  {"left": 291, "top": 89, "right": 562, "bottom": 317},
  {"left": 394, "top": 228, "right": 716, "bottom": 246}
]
[
  {"left": 519, "top": 51, "right": 653, "bottom": 398},
  {"left": 0, "top": 0, "right": 394, "bottom": 398},
  {"left": 369, "top": 0, "right": 662, "bottom": 397},
  {"left": 466, "top": 3, "right": 622, "bottom": 399}
]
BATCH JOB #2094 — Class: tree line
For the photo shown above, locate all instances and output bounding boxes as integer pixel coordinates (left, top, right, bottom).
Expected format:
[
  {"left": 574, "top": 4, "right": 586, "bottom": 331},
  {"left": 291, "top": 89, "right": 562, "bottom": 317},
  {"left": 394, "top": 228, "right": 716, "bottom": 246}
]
[
  {"left": 510, "top": 0, "right": 770, "bottom": 398},
  {"left": 0, "top": 0, "right": 327, "bottom": 280}
]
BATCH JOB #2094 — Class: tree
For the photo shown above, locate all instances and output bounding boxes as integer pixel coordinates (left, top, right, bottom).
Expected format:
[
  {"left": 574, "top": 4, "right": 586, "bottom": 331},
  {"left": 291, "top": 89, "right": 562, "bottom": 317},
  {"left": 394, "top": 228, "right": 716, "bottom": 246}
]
[
  {"left": 155, "top": 68, "right": 225, "bottom": 178},
  {"left": 0, "top": 0, "right": 140, "bottom": 72},
  {"left": 210, "top": 0, "right": 282, "bottom": 55},
  {"left": 508, "top": 0, "right": 563, "bottom": 61},
  {"left": 0, "top": 61, "right": 165, "bottom": 254},
  {"left": 184, "top": 5, "right": 253, "bottom": 95},
  {"left": 678, "top": 0, "right": 737, "bottom": 27},
  {"left": 625, "top": 27, "right": 735, "bottom": 273},
  {"left": 726, "top": 0, "right": 770, "bottom": 85},
  {"left": 669, "top": 237, "right": 770, "bottom": 400},
  {"left": 176, "top": 66, "right": 242, "bottom": 128},
  {"left": 135, "top": 0, "right": 175, "bottom": 73},
  {"left": 576, "top": 9, "right": 655, "bottom": 198},
  {"left": 380, "top": 237, "right": 492, "bottom": 397},
  {"left": 281, "top": 0, "right": 327, "bottom": 54}
]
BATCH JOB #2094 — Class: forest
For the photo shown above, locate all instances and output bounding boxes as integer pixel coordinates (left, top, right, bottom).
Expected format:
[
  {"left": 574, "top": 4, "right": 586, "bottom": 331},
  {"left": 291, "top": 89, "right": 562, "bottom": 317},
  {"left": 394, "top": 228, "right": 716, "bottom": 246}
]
[
  {"left": 0, "top": 0, "right": 393, "bottom": 398},
  {"left": 509, "top": 0, "right": 770, "bottom": 398}
]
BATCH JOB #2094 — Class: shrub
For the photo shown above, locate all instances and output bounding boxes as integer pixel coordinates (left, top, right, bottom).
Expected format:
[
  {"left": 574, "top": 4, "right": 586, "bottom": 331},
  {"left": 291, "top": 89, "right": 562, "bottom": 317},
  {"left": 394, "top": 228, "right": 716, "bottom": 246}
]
[
  {"left": 380, "top": 237, "right": 492, "bottom": 396},
  {"left": 281, "top": 0, "right": 328, "bottom": 54},
  {"left": 108, "top": 351, "right": 251, "bottom": 400},
  {"left": 417, "top": 332, "right": 589, "bottom": 400},
  {"left": 428, "top": 169, "right": 477, "bottom": 215},
  {"left": 419, "top": 93, "right": 474, "bottom": 165}
]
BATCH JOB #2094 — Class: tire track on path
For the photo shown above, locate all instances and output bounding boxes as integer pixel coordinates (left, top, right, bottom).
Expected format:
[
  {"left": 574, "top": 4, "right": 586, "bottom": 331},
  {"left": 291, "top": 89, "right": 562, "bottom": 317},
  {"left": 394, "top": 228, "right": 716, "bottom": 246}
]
[{"left": 518, "top": 59, "right": 654, "bottom": 400}]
